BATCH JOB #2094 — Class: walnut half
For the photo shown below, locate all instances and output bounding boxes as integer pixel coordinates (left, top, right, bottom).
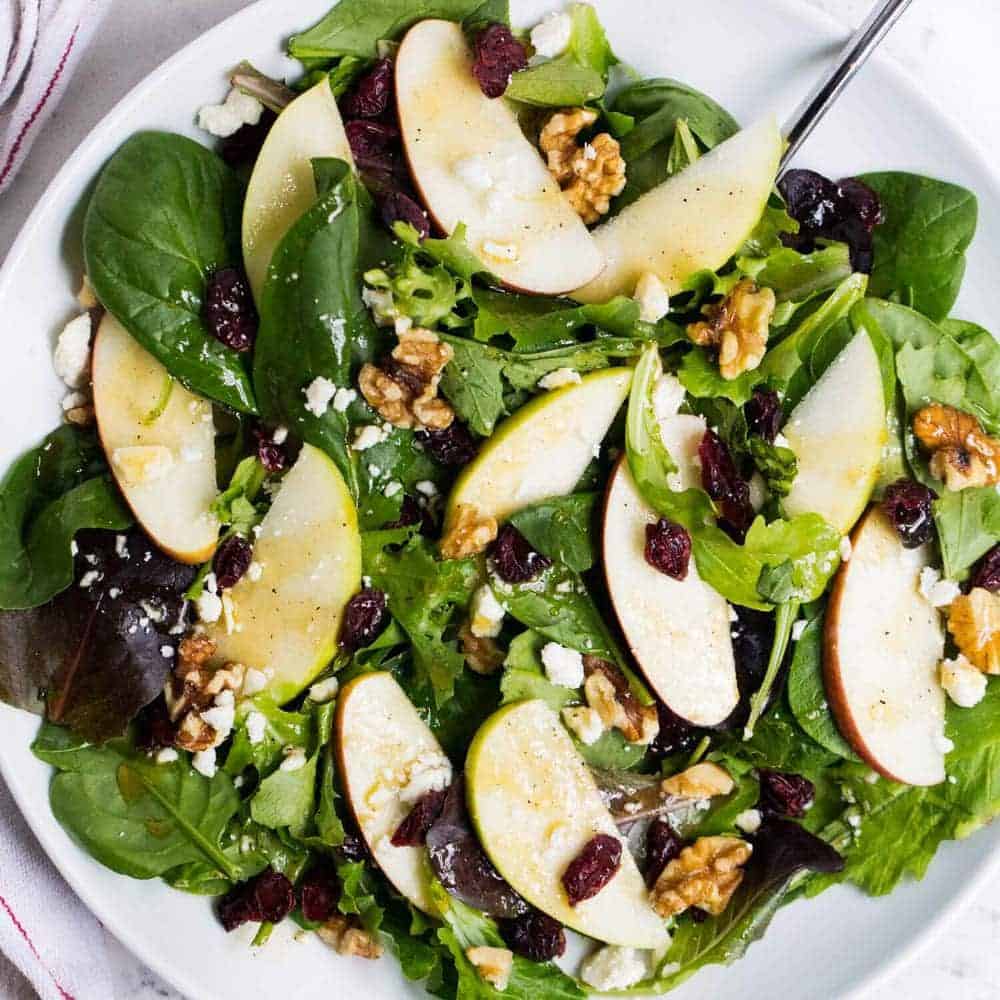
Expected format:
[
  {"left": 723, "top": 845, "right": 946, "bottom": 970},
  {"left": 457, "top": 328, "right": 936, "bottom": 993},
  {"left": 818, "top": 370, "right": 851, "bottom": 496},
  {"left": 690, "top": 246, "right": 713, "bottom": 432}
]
[
  {"left": 165, "top": 637, "right": 245, "bottom": 752},
  {"left": 440, "top": 503, "right": 498, "bottom": 560},
  {"left": 687, "top": 280, "right": 775, "bottom": 380},
  {"left": 650, "top": 835, "right": 752, "bottom": 918},
  {"left": 583, "top": 656, "right": 659, "bottom": 745},
  {"left": 317, "top": 915, "right": 383, "bottom": 959},
  {"left": 913, "top": 403, "right": 1000, "bottom": 491},
  {"left": 947, "top": 587, "right": 1000, "bottom": 674},
  {"left": 661, "top": 762, "right": 735, "bottom": 800}
]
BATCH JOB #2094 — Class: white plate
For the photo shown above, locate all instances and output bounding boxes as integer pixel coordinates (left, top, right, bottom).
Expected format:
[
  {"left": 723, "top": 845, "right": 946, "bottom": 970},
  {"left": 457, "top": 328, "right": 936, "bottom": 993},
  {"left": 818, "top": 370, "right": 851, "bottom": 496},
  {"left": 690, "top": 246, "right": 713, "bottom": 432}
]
[{"left": 1, "top": 0, "right": 998, "bottom": 998}]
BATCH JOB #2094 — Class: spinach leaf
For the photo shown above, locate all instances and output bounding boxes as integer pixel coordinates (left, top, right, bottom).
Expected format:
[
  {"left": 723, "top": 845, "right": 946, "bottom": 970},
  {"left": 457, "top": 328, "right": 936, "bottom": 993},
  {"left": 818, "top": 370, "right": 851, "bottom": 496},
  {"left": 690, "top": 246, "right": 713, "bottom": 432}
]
[
  {"left": 33, "top": 722, "right": 240, "bottom": 880},
  {"left": 289, "top": 0, "right": 504, "bottom": 60},
  {"left": 933, "top": 487, "right": 1000, "bottom": 581},
  {"left": 786, "top": 604, "right": 860, "bottom": 760},
  {"left": 0, "top": 427, "right": 131, "bottom": 610},
  {"left": 861, "top": 172, "right": 977, "bottom": 322},
  {"left": 508, "top": 493, "right": 598, "bottom": 572},
  {"left": 83, "top": 132, "right": 254, "bottom": 412},
  {"left": 254, "top": 159, "right": 387, "bottom": 497}
]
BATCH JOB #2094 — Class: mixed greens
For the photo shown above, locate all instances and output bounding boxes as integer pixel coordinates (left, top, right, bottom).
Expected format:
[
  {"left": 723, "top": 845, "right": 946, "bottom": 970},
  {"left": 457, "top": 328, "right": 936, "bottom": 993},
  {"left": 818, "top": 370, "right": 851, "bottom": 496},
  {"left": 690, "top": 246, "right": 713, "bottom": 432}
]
[{"left": 2, "top": 1, "right": 1000, "bottom": 996}]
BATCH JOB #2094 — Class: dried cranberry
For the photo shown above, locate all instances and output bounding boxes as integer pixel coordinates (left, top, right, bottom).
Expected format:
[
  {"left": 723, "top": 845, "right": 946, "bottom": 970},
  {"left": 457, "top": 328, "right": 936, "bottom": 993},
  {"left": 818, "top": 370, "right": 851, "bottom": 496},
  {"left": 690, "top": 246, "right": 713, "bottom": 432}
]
[
  {"left": 416, "top": 422, "right": 478, "bottom": 466},
  {"left": 344, "top": 119, "right": 401, "bottom": 174},
  {"left": 490, "top": 524, "right": 552, "bottom": 583},
  {"left": 377, "top": 190, "right": 430, "bottom": 239},
  {"left": 881, "top": 479, "right": 937, "bottom": 549},
  {"left": 778, "top": 169, "right": 883, "bottom": 274},
  {"left": 971, "top": 545, "right": 1000, "bottom": 592},
  {"left": 650, "top": 701, "right": 700, "bottom": 757},
  {"left": 759, "top": 769, "right": 815, "bottom": 818},
  {"left": 744, "top": 388, "right": 783, "bottom": 443},
  {"left": 562, "top": 834, "right": 622, "bottom": 906},
  {"left": 212, "top": 534, "right": 253, "bottom": 590},
  {"left": 644, "top": 818, "right": 683, "bottom": 887},
  {"left": 299, "top": 865, "right": 340, "bottom": 923},
  {"left": 387, "top": 494, "right": 436, "bottom": 536},
  {"left": 134, "top": 696, "right": 175, "bottom": 751},
  {"left": 499, "top": 908, "right": 566, "bottom": 962},
  {"left": 340, "top": 59, "right": 394, "bottom": 119},
  {"left": 253, "top": 427, "right": 288, "bottom": 473},
  {"left": 644, "top": 518, "right": 691, "bottom": 579},
  {"left": 390, "top": 788, "right": 449, "bottom": 846},
  {"left": 340, "top": 587, "right": 389, "bottom": 651},
  {"left": 220, "top": 110, "right": 276, "bottom": 168},
  {"left": 699, "top": 430, "right": 753, "bottom": 542},
  {"left": 472, "top": 24, "right": 528, "bottom": 99},
  {"left": 203, "top": 267, "right": 258, "bottom": 353},
  {"left": 218, "top": 868, "right": 294, "bottom": 932}
]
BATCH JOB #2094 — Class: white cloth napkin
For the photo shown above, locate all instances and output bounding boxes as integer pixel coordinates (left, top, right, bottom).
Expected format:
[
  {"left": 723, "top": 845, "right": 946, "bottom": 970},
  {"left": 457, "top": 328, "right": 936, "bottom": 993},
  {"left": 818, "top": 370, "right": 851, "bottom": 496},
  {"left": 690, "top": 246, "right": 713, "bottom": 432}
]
[
  {"left": 0, "top": 775, "right": 118, "bottom": 1000},
  {"left": 0, "top": 0, "right": 111, "bottom": 193}
]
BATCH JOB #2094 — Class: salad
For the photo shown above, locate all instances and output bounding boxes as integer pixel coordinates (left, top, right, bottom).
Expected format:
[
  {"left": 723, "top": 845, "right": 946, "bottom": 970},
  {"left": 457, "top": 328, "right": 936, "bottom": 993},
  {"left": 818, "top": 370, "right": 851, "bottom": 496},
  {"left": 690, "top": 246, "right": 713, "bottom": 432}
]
[{"left": 0, "top": 0, "right": 996, "bottom": 995}]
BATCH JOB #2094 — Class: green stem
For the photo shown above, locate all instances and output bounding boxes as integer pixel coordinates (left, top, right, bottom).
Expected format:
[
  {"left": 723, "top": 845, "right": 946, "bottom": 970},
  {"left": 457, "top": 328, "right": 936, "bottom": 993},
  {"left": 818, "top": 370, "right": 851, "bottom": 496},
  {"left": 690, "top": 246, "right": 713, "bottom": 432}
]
[
  {"left": 251, "top": 921, "right": 274, "bottom": 948},
  {"left": 743, "top": 601, "right": 800, "bottom": 739},
  {"left": 686, "top": 735, "right": 711, "bottom": 767}
]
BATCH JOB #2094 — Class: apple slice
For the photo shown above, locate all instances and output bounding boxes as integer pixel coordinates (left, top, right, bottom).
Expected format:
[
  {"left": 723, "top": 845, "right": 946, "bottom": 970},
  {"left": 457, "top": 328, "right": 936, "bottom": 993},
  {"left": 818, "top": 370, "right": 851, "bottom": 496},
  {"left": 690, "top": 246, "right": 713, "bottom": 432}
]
[
  {"left": 444, "top": 368, "right": 632, "bottom": 536},
  {"left": 783, "top": 330, "right": 886, "bottom": 533},
  {"left": 92, "top": 313, "right": 219, "bottom": 564},
  {"left": 824, "top": 506, "right": 946, "bottom": 785},
  {"left": 603, "top": 454, "right": 739, "bottom": 727},
  {"left": 205, "top": 444, "right": 361, "bottom": 704},
  {"left": 395, "top": 19, "right": 603, "bottom": 295},
  {"left": 242, "top": 80, "right": 354, "bottom": 301},
  {"left": 466, "top": 699, "right": 668, "bottom": 948},
  {"left": 572, "top": 117, "right": 783, "bottom": 303},
  {"left": 336, "top": 672, "right": 449, "bottom": 914}
]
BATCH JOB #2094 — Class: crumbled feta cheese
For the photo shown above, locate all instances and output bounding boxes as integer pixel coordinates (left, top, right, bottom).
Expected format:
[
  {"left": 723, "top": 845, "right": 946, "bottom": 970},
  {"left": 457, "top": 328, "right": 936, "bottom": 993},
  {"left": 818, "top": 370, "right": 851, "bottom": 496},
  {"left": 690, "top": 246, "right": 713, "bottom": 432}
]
[
  {"left": 61, "top": 390, "right": 87, "bottom": 412},
  {"left": 747, "top": 471, "right": 767, "bottom": 512},
  {"left": 453, "top": 154, "right": 495, "bottom": 191},
  {"left": 400, "top": 753, "right": 453, "bottom": 804},
  {"left": 272, "top": 425, "right": 288, "bottom": 445},
  {"left": 481, "top": 240, "right": 519, "bottom": 263},
  {"left": 561, "top": 706, "right": 604, "bottom": 745},
  {"left": 112, "top": 445, "right": 174, "bottom": 486},
  {"left": 245, "top": 710, "right": 267, "bottom": 745},
  {"left": 634, "top": 272, "right": 671, "bottom": 323},
  {"left": 192, "top": 748, "right": 218, "bottom": 778},
  {"left": 247, "top": 561, "right": 263, "bottom": 582},
  {"left": 201, "top": 690, "right": 236, "bottom": 743},
  {"left": 352, "top": 424, "right": 390, "bottom": 451},
  {"left": 940, "top": 654, "right": 987, "bottom": 708},
  {"left": 415, "top": 480, "right": 438, "bottom": 498},
  {"left": 838, "top": 536, "right": 853, "bottom": 562},
  {"left": 280, "top": 746, "right": 308, "bottom": 772},
  {"left": 541, "top": 642, "right": 584, "bottom": 688},
  {"left": 160, "top": 645, "right": 174, "bottom": 659},
  {"left": 936, "top": 734, "right": 955, "bottom": 755},
  {"left": 309, "top": 676, "right": 340, "bottom": 703},
  {"left": 108, "top": 587, "right": 121, "bottom": 599},
  {"left": 470, "top": 585, "right": 505, "bottom": 638},
  {"left": 196, "top": 589, "right": 223, "bottom": 624},
  {"left": 791, "top": 619, "right": 807, "bottom": 642},
  {"left": 154, "top": 747, "right": 179, "bottom": 765},
  {"left": 651, "top": 373, "right": 686, "bottom": 421},
  {"left": 580, "top": 946, "right": 647, "bottom": 992},
  {"left": 735, "top": 808, "right": 762, "bottom": 834},
  {"left": 79, "top": 570, "right": 101, "bottom": 589},
  {"left": 537, "top": 367, "right": 582, "bottom": 391},
  {"left": 555, "top": 579, "right": 574, "bottom": 594},
  {"left": 918, "top": 566, "right": 962, "bottom": 608},
  {"left": 242, "top": 667, "right": 268, "bottom": 697},
  {"left": 773, "top": 432, "right": 791, "bottom": 449},
  {"left": 332, "top": 387, "right": 357, "bottom": 412},
  {"left": 530, "top": 11, "right": 573, "bottom": 58},
  {"left": 394, "top": 315, "right": 413, "bottom": 335},
  {"left": 303, "top": 376, "right": 337, "bottom": 417},
  {"left": 384, "top": 480, "right": 403, "bottom": 499},
  {"left": 53, "top": 313, "right": 92, "bottom": 388},
  {"left": 197, "top": 87, "right": 263, "bottom": 138},
  {"left": 115, "top": 534, "right": 128, "bottom": 559},
  {"left": 362, "top": 286, "right": 397, "bottom": 326}
]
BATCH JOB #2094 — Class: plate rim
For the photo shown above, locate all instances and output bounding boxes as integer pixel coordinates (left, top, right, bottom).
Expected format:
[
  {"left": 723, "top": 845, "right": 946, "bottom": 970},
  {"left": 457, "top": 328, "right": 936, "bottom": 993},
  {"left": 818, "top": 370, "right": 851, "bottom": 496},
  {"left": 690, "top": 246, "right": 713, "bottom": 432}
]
[{"left": 1, "top": 1, "right": 999, "bottom": 998}]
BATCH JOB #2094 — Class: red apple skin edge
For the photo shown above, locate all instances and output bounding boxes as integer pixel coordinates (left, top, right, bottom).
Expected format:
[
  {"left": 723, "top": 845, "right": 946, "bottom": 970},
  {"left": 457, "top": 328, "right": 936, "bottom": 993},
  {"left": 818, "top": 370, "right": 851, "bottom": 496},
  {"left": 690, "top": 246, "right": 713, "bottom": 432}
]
[{"left": 822, "top": 504, "right": 912, "bottom": 784}]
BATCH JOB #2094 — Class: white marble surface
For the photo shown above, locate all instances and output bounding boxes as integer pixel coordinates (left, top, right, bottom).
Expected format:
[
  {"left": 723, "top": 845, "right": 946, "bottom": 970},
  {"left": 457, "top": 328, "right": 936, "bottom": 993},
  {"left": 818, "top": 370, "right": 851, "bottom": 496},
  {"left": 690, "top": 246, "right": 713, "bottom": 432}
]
[{"left": 1, "top": 0, "right": 999, "bottom": 997}]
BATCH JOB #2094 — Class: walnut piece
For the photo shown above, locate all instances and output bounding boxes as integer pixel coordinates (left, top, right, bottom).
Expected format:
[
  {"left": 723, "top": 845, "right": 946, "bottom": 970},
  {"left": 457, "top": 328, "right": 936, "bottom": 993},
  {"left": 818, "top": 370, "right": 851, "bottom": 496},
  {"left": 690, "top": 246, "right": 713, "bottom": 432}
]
[
  {"left": 539, "top": 108, "right": 626, "bottom": 224},
  {"left": 317, "top": 915, "right": 383, "bottom": 959},
  {"left": 947, "top": 587, "right": 1000, "bottom": 674},
  {"left": 441, "top": 503, "right": 498, "bottom": 560},
  {"left": 459, "top": 622, "right": 505, "bottom": 675},
  {"left": 687, "top": 280, "right": 775, "bottom": 380},
  {"left": 465, "top": 946, "right": 513, "bottom": 991},
  {"left": 583, "top": 656, "right": 659, "bottom": 745},
  {"left": 359, "top": 328, "right": 454, "bottom": 431},
  {"left": 165, "top": 637, "right": 245, "bottom": 752},
  {"left": 913, "top": 403, "right": 1000, "bottom": 491},
  {"left": 661, "top": 762, "right": 735, "bottom": 800},
  {"left": 650, "top": 835, "right": 752, "bottom": 918}
]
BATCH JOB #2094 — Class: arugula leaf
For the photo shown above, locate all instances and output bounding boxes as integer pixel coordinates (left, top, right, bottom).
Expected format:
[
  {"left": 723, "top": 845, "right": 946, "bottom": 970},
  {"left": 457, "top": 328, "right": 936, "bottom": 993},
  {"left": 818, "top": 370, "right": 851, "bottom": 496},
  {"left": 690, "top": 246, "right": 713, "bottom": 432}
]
[
  {"left": 745, "top": 515, "right": 842, "bottom": 605},
  {"left": 337, "top": 859, "right": 385, "bottom": 932},
  {"left": 289, "top": 0, "right": 503, "bottom": 60},
  {"left": 254, "top": 158, "right": 389, "bottom": 498},
  {"left": 84, "top": 132, "right": 254, "bottom": 412},
  {"left": 250, "top": 751, "right": 320, "bottom": 834},
  {"left": 748, "top": 437, "right": 797, "bottom": 498},
  {"left": 666, "top": 118, "right": 701, "bottom": 175},
  {"left": 861, "top": 171, "right": 978, "bottom": 322},
  {"left": 363, "top": 531, "right": 478, "bottom": 706},
  {"left": 0, "top": 427, "right": 131, "bottom": 610},
  {"left": 508, "top": 493, "right": 597, "bottom": 572},
  {"left": 741, "top": 243, "right": 853, "bottom": 305},
  {"left": 33, "top": 722, "right": 240, "bottom": 880},
  {"left": 225, "top": 697, "right": 312, "bottom": 777}
]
